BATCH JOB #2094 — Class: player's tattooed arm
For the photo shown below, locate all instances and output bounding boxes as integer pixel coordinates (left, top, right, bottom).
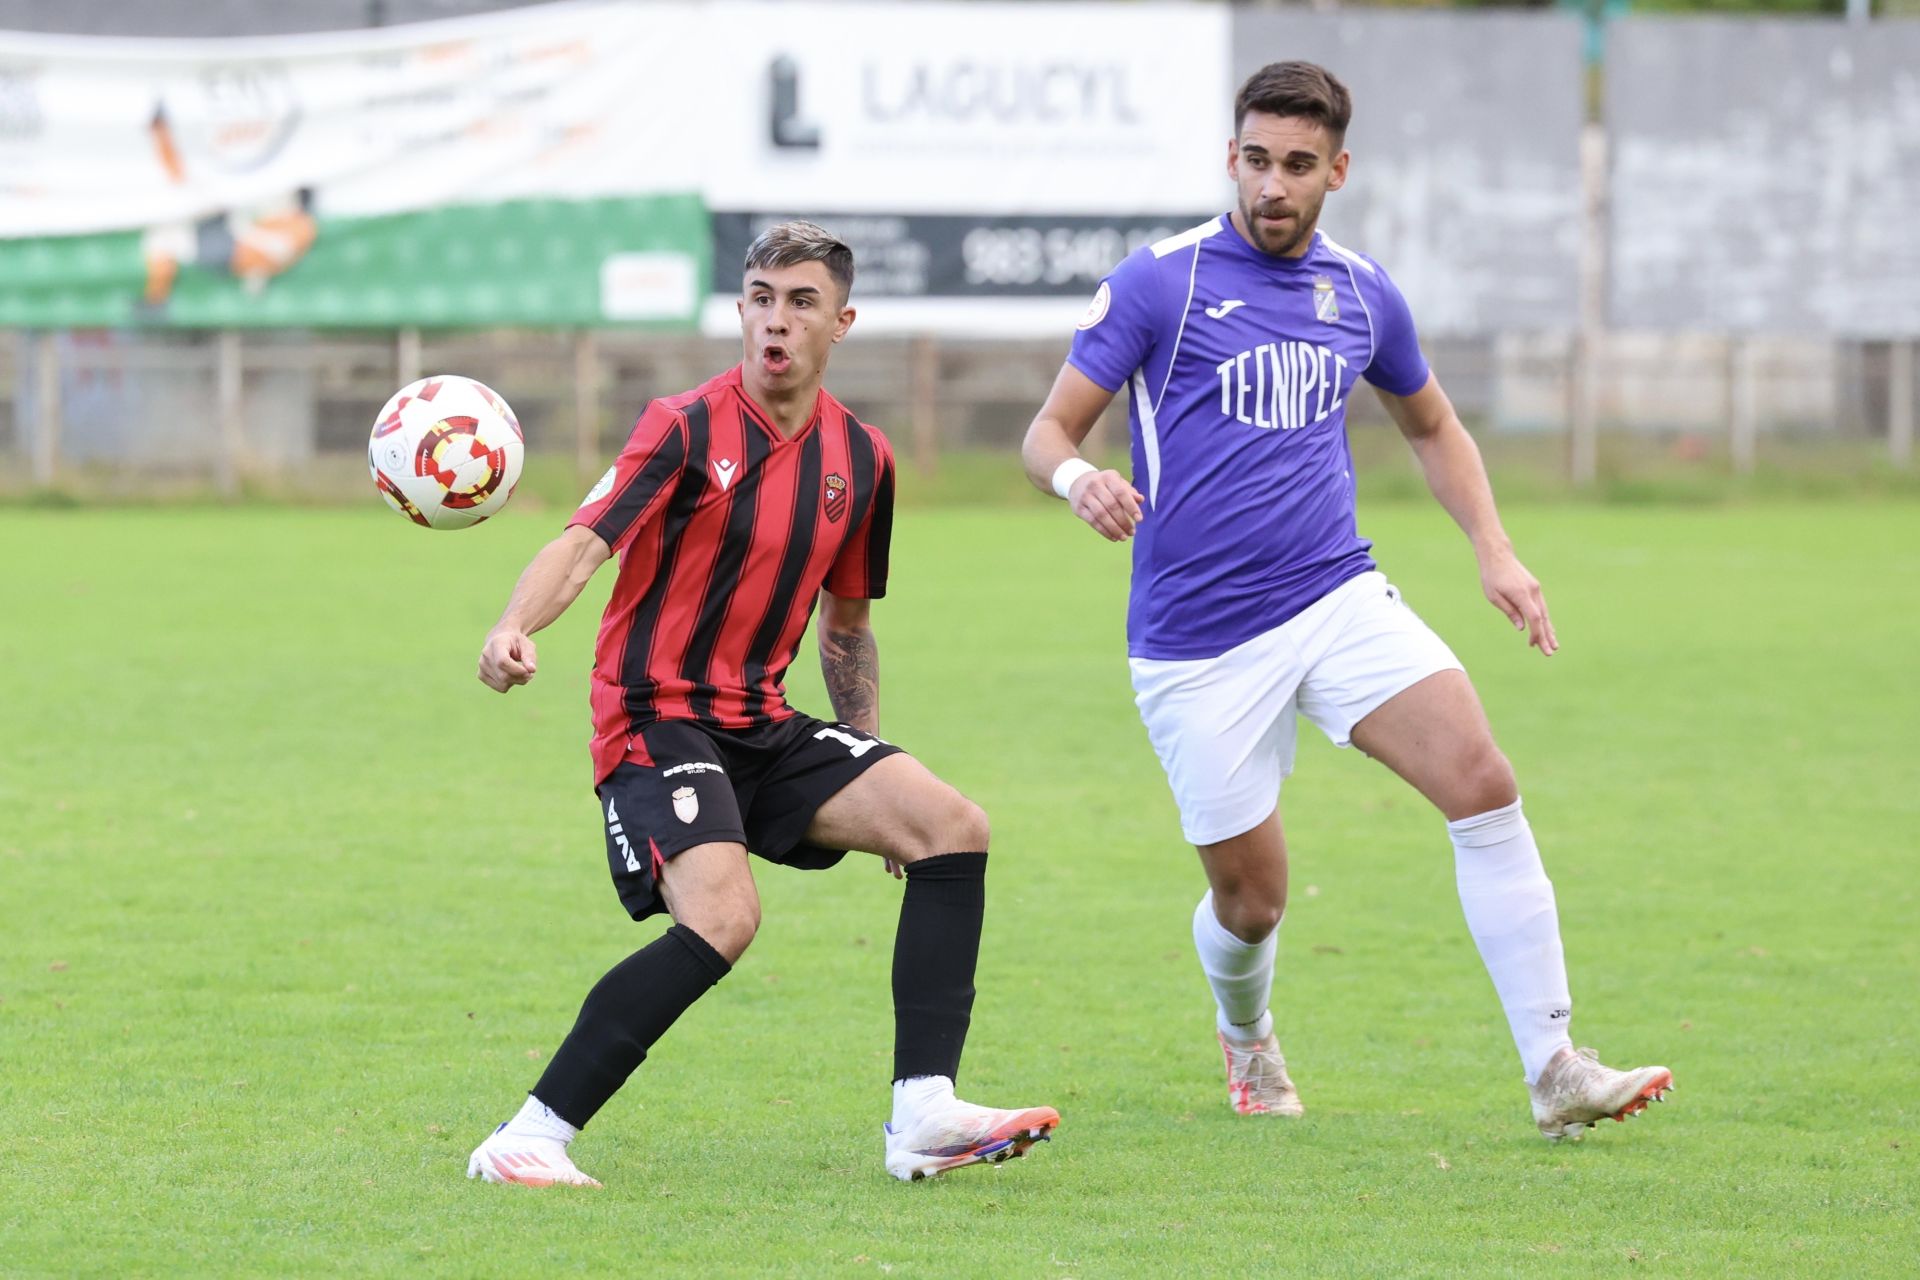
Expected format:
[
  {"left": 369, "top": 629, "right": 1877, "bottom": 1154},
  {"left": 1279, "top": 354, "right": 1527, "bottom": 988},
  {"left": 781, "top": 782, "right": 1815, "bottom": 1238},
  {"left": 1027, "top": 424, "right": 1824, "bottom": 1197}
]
[
  {"left": 817, "top": 590, "right": 880, "bottom": 734},
  {"left": 819, "top": 623, "right": 879, "bottom": 732}
]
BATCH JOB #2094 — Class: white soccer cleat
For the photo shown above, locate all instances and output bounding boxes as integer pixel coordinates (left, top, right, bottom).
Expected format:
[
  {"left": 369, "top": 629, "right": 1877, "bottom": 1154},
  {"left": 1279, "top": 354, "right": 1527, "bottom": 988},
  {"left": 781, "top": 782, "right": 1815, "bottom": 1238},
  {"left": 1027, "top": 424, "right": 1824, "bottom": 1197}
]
[
  {"left": 1218, "top": 1030, "right": 1304, "bottom": 1117},
  {"left": 466, "top": 1123, "right": 603, "bottom": 1188},
  {"left": 1529, "top": 1046, "right": 1674, "bottom": 1142},
  {"left": 884, "top": 1097, "right": 1061, "bottom": 1182}
]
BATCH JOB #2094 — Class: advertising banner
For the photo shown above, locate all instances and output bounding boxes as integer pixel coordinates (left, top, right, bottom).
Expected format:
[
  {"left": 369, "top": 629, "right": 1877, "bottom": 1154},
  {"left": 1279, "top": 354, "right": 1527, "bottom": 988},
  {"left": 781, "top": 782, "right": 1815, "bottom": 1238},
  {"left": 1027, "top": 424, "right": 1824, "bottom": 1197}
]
[
  {"left": 698, "top": 0, "right": 1229, "bottom": 333},
  {"left": 0, "top": 1, "right": 709, "bottom": 327},
  {"left": 699, "top": 0, "right": 1229, "bottom": 216},
  {"left": 0, "top": 0, "right": 1243, "bottom": 334}
]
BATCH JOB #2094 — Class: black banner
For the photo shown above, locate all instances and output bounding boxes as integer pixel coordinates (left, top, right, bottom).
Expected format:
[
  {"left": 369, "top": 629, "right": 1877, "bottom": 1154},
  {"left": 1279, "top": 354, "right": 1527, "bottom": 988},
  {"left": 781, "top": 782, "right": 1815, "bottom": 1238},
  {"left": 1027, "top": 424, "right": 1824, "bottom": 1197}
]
[{"left": 712, "top": 211, "right": 1218, "bottom": 299}]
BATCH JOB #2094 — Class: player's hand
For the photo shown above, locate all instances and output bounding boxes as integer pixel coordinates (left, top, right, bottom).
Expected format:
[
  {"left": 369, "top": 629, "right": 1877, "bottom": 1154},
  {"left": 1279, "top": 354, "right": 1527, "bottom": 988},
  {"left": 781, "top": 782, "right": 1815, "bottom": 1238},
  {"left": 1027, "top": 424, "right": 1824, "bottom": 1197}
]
[
  {"left": 1479, "top": 550, "right": 1557, "bottom": 656},
  {"left": 881, "top": 857, "right": 904, "bottom": 880},
  {"left": 1068, "top": 469, "right": 1144, "bottom": 542},
  {"left": 478, "top": 628, "right": 540, "bottom": 691}
]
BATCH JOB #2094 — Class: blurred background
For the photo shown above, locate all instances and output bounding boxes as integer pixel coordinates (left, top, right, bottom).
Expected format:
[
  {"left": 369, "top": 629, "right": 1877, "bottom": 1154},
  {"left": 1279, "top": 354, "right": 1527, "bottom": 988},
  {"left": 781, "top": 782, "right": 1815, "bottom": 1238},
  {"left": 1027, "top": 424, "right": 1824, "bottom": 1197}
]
[{"left": 0, "top": 0, "right": 1915, "bottom": 502}]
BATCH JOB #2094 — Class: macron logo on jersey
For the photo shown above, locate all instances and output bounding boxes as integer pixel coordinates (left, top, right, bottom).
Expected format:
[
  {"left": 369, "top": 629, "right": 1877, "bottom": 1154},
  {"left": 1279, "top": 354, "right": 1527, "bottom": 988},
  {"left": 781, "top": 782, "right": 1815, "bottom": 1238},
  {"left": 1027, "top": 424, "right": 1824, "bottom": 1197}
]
[
  {"left": 1216, "top": 341, "right": 1350, "bottom": 432},
  {"left": 712, "top": 458, "right": 738, "bottom": 491}
]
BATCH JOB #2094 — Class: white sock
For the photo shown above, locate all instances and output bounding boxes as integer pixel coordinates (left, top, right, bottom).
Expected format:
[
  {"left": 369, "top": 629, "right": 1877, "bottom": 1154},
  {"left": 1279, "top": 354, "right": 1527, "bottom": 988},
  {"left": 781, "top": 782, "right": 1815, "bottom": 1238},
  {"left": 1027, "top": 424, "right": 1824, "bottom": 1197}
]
[
  {"left": 890, "top": 1074, "right": 955, "bottom": 1129},
  {"left": 1448, "top": 798, "right": 1574, "bottom": 1084},
  {"left": 506, "top": 1094, "right": 579, "bottom": 1145},
  {"left": 1192, "top": 891, "right": 1277, "bottom": 1045}
]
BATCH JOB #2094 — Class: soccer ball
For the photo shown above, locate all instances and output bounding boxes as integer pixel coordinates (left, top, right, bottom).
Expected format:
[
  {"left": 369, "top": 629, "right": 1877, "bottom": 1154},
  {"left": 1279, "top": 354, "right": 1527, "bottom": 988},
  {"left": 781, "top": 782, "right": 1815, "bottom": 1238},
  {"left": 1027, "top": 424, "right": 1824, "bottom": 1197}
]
[{"left": 368, "top": 375, "right": 525, "bottom": 529}]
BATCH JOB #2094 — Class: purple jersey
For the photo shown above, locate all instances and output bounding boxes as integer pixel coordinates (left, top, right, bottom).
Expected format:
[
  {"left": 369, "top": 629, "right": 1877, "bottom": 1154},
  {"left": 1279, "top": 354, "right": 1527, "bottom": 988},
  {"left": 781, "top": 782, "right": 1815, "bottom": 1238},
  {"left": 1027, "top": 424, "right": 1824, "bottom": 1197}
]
[{"left": 1069, "top": 217, "right": 1430, "bottom": 660}]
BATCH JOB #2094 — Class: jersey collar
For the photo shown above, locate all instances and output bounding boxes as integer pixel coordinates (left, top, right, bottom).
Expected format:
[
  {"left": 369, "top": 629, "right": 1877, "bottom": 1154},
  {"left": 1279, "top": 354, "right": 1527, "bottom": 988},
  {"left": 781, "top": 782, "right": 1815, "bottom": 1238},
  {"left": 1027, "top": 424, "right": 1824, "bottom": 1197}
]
[{"left": 728, "top": 364, "right": 825, "bottom": 444}]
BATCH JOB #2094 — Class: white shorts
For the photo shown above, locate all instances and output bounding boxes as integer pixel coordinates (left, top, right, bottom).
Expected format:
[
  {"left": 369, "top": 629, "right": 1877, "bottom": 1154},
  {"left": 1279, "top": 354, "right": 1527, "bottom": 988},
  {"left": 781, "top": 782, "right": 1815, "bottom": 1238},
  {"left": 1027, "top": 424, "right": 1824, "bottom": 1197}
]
[{"left": 1129, "top": 570, "right": 1463, "bottom": 846}]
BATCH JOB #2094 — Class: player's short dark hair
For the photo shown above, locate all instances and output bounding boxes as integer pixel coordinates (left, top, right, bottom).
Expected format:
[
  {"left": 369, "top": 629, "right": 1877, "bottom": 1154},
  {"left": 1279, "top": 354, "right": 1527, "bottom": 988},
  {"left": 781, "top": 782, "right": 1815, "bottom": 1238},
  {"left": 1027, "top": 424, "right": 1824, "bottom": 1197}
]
[
  {"left": 1235, "top": 61, "right": 1352, "bottom": 150},
  {"left": 743, "top": 220, "right": 855, "bottom": 302}
]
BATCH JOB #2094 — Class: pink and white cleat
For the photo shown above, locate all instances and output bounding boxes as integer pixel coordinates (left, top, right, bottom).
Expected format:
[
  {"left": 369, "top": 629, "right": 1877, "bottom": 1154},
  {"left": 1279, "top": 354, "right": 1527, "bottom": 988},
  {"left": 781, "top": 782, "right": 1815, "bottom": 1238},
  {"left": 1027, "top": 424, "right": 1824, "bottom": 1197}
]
[
  {"left": 1530, "top": 1046, "right": 1674, "bottom": 1141},
  {"left": 884, "top": 1098, "right": 1061, "bottom": 1182},
  {"left": 466, "top": 1123, "right": 603, "bottom": 1188}
]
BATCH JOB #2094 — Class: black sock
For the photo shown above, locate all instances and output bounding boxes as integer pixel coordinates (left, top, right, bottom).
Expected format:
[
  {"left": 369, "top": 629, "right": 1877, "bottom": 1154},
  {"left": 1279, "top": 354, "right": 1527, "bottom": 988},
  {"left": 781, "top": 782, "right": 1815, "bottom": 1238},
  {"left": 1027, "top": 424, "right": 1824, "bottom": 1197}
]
[
  {"left": 531, "top": 923, "right": 730, "bottom": 1128},
  {"left": 892, "top": 851, "right": 987, "bottom": 1083}
]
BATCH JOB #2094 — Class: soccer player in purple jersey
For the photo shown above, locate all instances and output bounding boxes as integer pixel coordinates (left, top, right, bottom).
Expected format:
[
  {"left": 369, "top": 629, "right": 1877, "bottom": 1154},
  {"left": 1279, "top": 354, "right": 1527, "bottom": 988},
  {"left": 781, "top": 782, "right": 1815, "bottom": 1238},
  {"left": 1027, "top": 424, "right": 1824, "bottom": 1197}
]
[{"left": 1021, "top": 62, "right": 1672, "bottom": 1140}]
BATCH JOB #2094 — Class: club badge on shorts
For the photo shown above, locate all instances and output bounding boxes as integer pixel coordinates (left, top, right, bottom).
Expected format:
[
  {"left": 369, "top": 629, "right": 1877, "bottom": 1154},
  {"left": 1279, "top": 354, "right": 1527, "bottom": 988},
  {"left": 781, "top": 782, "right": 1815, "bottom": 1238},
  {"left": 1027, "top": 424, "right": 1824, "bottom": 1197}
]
[
  {"left": 824, "top": 472, "right": 848, "bottom": 522},
  {"left": 672, "top": 785, "right": 699, "bottom": 824}
]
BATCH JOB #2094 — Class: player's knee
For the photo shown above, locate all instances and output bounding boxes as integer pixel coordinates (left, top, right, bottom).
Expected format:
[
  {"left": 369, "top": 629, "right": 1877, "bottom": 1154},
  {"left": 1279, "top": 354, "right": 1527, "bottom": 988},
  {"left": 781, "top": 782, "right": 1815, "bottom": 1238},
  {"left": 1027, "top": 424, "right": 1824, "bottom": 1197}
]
[
  {"left": 680, "top": 896, "right": 760, "bottom": 964},
  {"left": 1213, "top": 884, "right": 1286, "bottom": 941},
  {"left": 1451, "top": 743, "right": 1518, "bottom": 820},
  {"left": 947, "top": 795, "right": 991, "bottom": 853},
  {"left": 701, "top": 904, "right": 760, "bottom": 964},
  {"left": 898, "top": 788, "right": 990, "bottom": 861}
]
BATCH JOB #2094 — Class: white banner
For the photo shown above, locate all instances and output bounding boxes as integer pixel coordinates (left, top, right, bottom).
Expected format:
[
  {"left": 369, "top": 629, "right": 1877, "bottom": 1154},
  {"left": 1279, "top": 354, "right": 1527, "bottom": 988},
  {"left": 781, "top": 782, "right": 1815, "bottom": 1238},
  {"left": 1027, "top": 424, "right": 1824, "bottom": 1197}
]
[
  {"left": 0, "top": 0, "right": 706, "bottom": 236},
  {"left": 698, "top": 0, "right": 1231, "bottom": 215},
  {"left": 0, "top": 0, "right": 1236, "bottom": 334}
]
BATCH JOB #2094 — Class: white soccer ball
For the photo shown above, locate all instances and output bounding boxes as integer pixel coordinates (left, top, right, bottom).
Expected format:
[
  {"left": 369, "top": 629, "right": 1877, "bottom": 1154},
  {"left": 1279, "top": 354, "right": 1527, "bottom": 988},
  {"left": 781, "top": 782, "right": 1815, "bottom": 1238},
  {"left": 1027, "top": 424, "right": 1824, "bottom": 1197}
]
[{"left": 368, "top": 375, "right": 525, "bottom": 529}]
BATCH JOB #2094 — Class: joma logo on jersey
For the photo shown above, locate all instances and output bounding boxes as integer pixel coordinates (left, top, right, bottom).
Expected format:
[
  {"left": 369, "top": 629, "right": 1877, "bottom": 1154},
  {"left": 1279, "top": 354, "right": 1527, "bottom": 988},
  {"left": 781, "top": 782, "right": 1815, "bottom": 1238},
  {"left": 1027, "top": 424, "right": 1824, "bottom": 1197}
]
[
  {"left": 1215, "top": 341, "right": 1349, "bottom": 431},
  {"left": 823, "top": 472, "right": 849, "bottom": 522}
]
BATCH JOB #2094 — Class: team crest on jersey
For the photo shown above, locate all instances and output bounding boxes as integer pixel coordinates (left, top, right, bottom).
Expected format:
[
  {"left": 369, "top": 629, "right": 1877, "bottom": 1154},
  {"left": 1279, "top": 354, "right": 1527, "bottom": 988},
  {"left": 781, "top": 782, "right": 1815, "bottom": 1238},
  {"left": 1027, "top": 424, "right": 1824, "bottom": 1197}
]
[
  {"left": 823, "top": 472, "right": 849, "bottom": 522},
  {"left": 1312, "top": 276, "right": 1340, "bottom": 323},
  {"left": 672, "top": 785, "right": 699, "bottom": 824}
]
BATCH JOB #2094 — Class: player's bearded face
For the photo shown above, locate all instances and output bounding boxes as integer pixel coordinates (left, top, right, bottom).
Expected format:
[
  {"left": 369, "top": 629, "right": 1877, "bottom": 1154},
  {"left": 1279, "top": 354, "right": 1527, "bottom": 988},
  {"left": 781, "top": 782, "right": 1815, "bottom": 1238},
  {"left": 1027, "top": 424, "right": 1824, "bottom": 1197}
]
[
  {"left": 738, "top": 261, "right": 855, "bottom": 390},
  {"left": 1229, "top": 114, "right": 1349, "bottom": 258}
]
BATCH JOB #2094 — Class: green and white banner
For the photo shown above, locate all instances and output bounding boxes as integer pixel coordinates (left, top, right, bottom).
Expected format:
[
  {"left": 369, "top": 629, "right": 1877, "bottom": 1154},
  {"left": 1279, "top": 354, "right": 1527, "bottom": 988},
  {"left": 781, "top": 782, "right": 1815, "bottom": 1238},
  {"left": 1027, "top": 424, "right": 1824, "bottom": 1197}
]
[
  {"left": 0, "top": 195, "right": 706, "bottom": 328},
  {"left": 0, "top": 1, "right": 708, "bottom": 327}
]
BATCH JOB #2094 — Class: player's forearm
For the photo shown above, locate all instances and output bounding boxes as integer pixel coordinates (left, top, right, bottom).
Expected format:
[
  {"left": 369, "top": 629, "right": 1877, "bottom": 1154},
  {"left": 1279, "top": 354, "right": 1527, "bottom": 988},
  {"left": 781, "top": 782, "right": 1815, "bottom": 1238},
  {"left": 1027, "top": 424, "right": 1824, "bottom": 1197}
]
[
  {"left": 819, "top": 622, "right": 880, "bottom": 734},
  {"left": 1409, "top": 421, "right": 1513, "bottom": 557},
  {"left": 493, "top": 534, "right": 601, "bottom": 637},
  {"left": 1020, "top": 417, "right": 1083, "bottom": 495}
]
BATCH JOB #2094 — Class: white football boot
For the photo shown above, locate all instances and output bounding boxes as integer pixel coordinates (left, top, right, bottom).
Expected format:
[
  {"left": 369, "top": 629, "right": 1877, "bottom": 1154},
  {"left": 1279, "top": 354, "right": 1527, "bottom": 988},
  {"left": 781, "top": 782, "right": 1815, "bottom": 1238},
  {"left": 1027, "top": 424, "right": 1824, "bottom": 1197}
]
[
  {"left": 466, "top": 1122, "right": 603, "bottom": 1188},
  {"left": 1218, "top": 1030, "right": 1305, "bottom": 1117},
  {"left": 1529, "top": 1046, "right": 1674, "bottom": 1141},
  {"left": 884, "top": 1097, "right": 1061, "bottom": 1182}
]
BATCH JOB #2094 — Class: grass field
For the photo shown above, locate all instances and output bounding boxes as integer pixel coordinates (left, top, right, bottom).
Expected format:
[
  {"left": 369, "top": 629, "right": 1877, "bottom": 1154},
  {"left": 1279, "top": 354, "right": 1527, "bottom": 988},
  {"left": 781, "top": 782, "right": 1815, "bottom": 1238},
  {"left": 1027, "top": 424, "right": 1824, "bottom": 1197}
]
[{"left": 3, "top": 496, "right": 1916, "bottom": 1276}]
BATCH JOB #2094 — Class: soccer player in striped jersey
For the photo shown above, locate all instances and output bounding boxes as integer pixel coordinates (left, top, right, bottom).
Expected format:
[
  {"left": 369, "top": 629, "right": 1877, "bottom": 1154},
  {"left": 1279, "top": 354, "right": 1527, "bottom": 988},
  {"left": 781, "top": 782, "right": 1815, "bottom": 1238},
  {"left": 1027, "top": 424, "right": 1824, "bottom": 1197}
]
[
  {"left": 1021, "top": 63, "right": 1671, "bottom": 1141},
  {"left": 466, "top": 222, "right": 1057, "bottom": 1187}
]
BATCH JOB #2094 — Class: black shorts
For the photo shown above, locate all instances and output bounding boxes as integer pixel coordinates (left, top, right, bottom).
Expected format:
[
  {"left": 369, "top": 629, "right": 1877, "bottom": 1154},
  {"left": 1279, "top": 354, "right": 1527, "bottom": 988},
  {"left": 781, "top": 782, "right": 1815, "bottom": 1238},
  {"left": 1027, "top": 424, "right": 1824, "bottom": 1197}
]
[{"left": 594, "top": 713, "right": 903, "bottom": 921}]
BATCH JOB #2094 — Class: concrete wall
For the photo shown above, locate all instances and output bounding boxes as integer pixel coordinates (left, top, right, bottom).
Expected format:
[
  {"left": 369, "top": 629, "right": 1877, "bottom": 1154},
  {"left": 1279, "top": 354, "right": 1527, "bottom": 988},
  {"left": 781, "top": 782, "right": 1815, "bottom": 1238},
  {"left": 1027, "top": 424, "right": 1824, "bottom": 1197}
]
[
  {"left": 1232, "top": 11, "right": 1587, "bottom": 337},
  {"left": 1608, "top": 17, "right": 1920, "bottom": 336}
]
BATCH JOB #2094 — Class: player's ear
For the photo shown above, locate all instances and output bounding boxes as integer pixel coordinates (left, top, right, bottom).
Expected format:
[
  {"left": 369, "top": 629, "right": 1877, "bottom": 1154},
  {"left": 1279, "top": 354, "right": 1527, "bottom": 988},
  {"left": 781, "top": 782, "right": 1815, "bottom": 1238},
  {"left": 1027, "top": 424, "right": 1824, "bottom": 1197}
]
[
  {"left": 1327, "top": 148, "right": 1350, "bottom": 192},
  {"left": 1226, "top": 135, "right": 1240, "bottom": 179},
  {"left": 833, "top": 305, "right": 856, "bottom": 342}
]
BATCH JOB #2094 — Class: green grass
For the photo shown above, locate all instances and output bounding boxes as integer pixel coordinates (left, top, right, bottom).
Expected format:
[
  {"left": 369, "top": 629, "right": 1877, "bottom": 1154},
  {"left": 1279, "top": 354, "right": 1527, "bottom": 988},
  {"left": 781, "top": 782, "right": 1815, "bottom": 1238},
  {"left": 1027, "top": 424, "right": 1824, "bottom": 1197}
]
[{"left": 2, "top": 499, "right": 1915, "bottom": 1276}]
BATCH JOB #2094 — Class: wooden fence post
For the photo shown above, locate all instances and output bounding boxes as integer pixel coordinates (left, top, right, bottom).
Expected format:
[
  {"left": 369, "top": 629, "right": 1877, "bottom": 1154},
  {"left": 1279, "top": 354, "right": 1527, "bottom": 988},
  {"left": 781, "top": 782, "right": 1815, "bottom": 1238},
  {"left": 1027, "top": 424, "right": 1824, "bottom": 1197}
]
[
  {"left": 31, "top": 332, "right": 60, "bottom": 488},
  {"left": 396, "top": 327, "right": 422, "bottom": 387},
  {"left": 1727, "top": 337, "right": 1757, "bottom": 475},
  {"left": 1569, "top": 122, "right": 1606, "bottom": 489},
  {"left": 215, "top": 330, "right": 245, "bottom": 497},
  {"left": 573, "top": 330, "right": 601, "bottom": 484},
  {"left": 910, "top": 334, "right": 939, "bottom": 478},
  {"left": 1890, "top": 339, "right": 1914, "bottom": 469}
]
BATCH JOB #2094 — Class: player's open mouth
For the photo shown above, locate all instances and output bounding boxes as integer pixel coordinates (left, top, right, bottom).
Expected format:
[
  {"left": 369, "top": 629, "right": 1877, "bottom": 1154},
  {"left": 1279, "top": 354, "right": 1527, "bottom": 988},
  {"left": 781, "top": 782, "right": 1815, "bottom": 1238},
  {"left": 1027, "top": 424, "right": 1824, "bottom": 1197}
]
[{"left": 762, "top": 345, "right": 792, "bottom": 375}]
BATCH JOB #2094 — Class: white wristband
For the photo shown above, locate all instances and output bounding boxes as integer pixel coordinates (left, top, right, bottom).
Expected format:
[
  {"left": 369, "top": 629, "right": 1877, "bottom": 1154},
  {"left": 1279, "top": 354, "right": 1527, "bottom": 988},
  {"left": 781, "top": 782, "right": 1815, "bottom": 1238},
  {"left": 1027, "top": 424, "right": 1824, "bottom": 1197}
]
[{"left": 1051, "top": 457, "right": 1098, "bottom": 500}]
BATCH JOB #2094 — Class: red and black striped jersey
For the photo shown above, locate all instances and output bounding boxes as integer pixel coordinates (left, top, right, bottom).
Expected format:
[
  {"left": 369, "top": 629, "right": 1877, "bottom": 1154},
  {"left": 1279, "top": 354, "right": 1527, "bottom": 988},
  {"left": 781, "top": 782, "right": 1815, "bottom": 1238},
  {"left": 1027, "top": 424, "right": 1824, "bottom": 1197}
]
[{"left": 569, "top": 365, "right": 896, "bottom": 783}]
